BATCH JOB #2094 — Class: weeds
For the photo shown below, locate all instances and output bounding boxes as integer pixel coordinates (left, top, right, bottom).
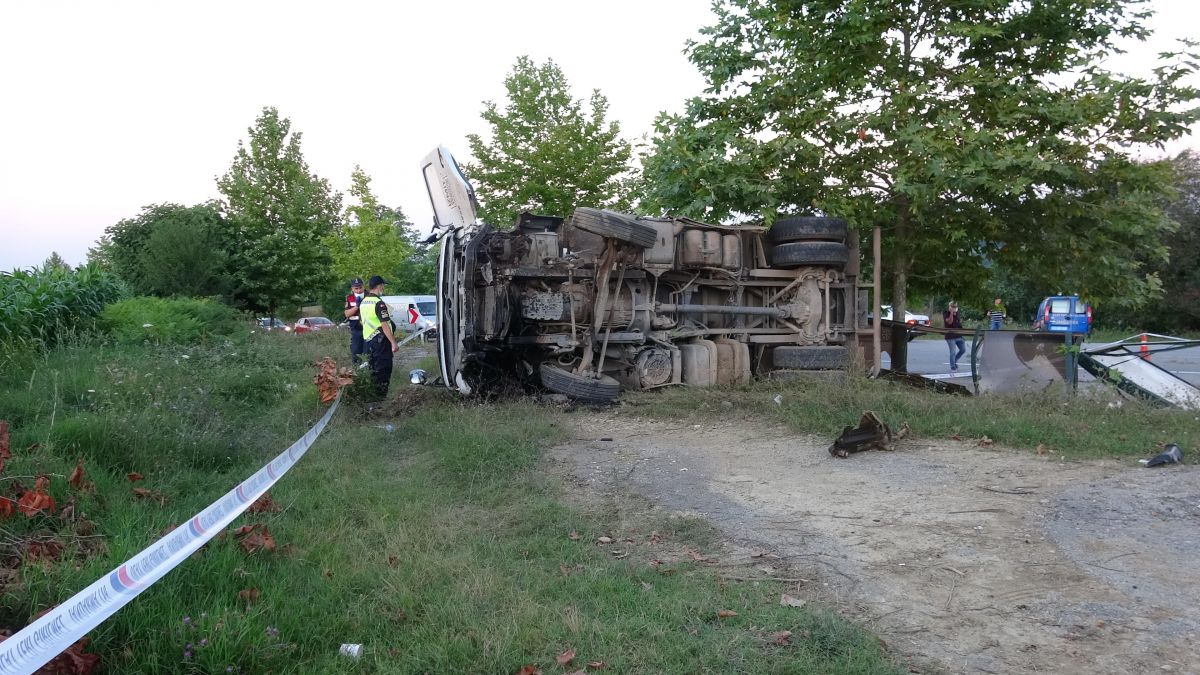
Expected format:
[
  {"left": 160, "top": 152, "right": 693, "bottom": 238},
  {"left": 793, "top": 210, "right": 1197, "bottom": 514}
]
[{"left": 627, "top": 373, "right": 1199, "bottom": 459}]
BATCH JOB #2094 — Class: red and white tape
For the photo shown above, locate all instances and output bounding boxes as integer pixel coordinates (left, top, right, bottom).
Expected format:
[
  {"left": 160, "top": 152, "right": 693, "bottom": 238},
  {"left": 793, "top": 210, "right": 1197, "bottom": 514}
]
[{"left": 0, "top": 390, "right": 343, "bottom": 674}]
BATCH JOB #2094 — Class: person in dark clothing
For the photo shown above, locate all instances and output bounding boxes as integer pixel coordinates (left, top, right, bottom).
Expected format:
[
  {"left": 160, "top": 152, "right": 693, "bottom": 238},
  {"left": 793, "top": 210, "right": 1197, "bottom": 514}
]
[
  {"left": 943, "top": 301, "right": 966, "bottom": 373},
  {"left": 343, "top": 278, "right": 366, "bottom": 364},
  {"left": 359, "top": 275, "right": 398, "bottom": 398}
]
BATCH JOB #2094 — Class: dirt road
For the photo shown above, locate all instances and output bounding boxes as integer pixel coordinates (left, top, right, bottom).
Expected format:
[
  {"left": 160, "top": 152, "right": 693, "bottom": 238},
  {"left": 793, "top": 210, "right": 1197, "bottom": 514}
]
[{"left": 548, "top": 412, "right": 1200, "bottom": 674}]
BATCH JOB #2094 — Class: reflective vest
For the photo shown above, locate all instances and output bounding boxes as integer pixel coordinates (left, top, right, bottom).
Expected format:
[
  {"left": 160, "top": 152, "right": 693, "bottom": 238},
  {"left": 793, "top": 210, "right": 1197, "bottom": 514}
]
[{"left": 361, "top": 295, "right": 384, "bottom": 340}]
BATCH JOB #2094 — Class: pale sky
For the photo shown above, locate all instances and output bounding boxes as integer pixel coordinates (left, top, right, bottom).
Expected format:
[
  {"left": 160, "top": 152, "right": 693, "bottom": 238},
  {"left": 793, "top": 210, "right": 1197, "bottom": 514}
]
[{"left": 1, "top": 0, "right": 1197, "bottom": 271}]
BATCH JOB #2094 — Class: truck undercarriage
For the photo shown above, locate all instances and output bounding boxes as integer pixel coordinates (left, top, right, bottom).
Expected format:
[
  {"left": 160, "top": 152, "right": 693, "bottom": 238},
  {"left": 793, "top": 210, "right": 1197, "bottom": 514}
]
[{"left": 423, "top": 147, "right": 859, "bottom": 402}]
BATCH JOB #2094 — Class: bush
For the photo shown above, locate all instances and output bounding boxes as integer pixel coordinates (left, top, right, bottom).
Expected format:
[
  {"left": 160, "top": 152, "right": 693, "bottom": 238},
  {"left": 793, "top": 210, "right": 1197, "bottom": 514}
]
[{"left": 102, "top": 296, "right": 241, "bottom": 344}]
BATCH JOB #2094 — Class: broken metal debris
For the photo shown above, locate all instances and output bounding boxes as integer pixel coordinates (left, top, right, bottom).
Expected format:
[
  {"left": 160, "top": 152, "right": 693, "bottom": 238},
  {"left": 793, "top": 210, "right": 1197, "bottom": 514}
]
[{"left": 828, "top": 411, "right": 909, "bottom": 458}]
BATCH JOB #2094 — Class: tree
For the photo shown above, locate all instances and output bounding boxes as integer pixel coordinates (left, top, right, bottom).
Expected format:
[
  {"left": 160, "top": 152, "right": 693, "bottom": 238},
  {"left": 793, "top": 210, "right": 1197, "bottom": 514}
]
[
  {"left": 217, "top": 107, "right": 342, "bottom": 317},
  {"left": 466, "top": 56, "right": 633, "bottom": 227},
  {"left": 327, "top": 166, "right": 412, "bottom": 286},
  {"left": 41, "top": 252, "right": 71, "bottom": 272},
  {"left": 139, "top": 202, "right": 229, "bottom": 297},
  {"left": 639, "top": 0, "right": 1199, "bottom": 317},
  {"left": 1105, "top": 149, "right": 1200, "bottom": 330},
  {"left": 96, "top": 203, "right": 229, "bottom": 296}
]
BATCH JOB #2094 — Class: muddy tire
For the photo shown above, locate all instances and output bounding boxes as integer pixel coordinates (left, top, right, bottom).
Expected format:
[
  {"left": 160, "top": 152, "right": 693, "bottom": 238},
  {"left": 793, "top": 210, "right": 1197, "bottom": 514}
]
[
  {"left": 539, "top": 363, "right": 621, "bottom": 403},
  {"left": 771, "top": 241, "right": 850, "bottom": 268},
  {"left": 768, "top": 216, "right": 848, "bottom": 244},
  {"left": 570, "top": 208, "right": 658, "bottom": 248},
  {"left": 772, "top": 345, "right": 849, "bottom": 370}
]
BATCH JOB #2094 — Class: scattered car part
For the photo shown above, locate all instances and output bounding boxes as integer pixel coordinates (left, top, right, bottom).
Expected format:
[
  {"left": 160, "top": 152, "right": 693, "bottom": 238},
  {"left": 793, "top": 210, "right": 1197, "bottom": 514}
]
[
  {"left": 828, "top": 411, "right": 898, "bottom": 458},
  {"left": 1141, "top": 443, "right": 1183, "bottom": 467}
]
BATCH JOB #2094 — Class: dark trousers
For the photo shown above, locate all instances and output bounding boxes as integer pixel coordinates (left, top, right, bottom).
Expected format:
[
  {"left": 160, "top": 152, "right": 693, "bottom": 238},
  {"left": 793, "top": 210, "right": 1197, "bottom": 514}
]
[
  {"left": 368, "top": 335, "right": 394, "bottom": 398},
  {"left": 349, "top": 324, "right": 365, "bottom": 364}
]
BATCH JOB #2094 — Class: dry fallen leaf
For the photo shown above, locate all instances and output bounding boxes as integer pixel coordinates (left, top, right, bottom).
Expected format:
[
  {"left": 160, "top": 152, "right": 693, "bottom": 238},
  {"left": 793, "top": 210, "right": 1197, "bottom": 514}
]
[
  {"left": 556, "top": 648, "right": 576, "bottom": 665},
  {"left": 978, "top": 435, "right": 994, "bottom": 447},
  {"left": 780, "top": 593, "right": 806, "bottom": 608},
  {"left": 238, "top": 588, "right": 260, "bottom": 604},
  {"left": 771, "top": 630, "right": 793, "bottom": 645},
  {"left": 514, "top": 666, "right": 541, "bottom": 675},
  {"left": 568, "top": 531, "right": 581, "bottom": 541},
  {"left": 596, "top": 536, "right": 613, "bottom": 544},
  {"left": 68, "top": 461, "right": 85, "bottom": 489},
  {"left": 586, "top": 661, "right": 606, "bottom": 670},
  {"left": 33, "top": 636, "right": 101, "bottom": 675},
  {"left": 0, "top": 420, "right": 10, "bottom": 462},
  {"left": 323, "top": 568, "right": 333, "bottom": 578},
  {"left": 234, "top": 524, "right": 277, "bottom": 554},
  {"left": 18, "top": 475, "right": 56, "bottom": 517},
  {"left": 247, "top": 492, "right": 282, "bottom": 514},
  {"left": 131, "top": 487, "right": 167, "bottom": 506},
  {"left": 25, "top": 538, "right": 65, "bottom": 563},
  {"left": 565, "top": 671, "right": 586, "bottom": 675},
  {"left": 313, "top": 357, "right": 355, "bottom": 404},
  {"left": 126, "top": 472, "right": 144, "bottom": 482},
  {"left": 0, "top": 496, "right": 15, "bottom": 520},
  {"left": 717, "top": 609, "right": 738, "bottom": 618},
  {"left": 1036, "top": 443, "right": 1047, "bottom": 456},
  {"left": 388, "top": 555, "right": 399, "bottom": 567}
]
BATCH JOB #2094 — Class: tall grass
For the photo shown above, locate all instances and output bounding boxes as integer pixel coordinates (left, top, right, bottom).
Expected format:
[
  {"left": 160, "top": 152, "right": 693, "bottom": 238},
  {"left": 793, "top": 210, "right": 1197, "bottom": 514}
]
[
  {"left": 0, "top": 329, "right": 899, "bottom": 673},
  {"left": 0, "top": 262, "right": 128, "bottom": 349}
]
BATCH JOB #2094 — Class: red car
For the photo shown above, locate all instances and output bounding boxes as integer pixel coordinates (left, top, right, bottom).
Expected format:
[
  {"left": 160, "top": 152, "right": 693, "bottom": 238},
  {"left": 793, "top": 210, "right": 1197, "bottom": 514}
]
[{"left": 292, "top": 317, "right": 337, "bottom": 334}]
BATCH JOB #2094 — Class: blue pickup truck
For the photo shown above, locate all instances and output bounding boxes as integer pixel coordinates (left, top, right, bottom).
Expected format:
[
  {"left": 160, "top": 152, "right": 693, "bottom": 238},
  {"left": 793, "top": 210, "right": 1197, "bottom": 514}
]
[{"left": 1034, "top": 295, "right": 1092, "bottom": 334}]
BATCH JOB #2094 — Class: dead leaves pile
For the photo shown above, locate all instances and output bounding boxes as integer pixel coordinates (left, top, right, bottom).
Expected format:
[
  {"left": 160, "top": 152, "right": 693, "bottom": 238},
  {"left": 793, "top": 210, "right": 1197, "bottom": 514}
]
[{"left": 313, "top": 357, "right": 354, "bottom": 405}]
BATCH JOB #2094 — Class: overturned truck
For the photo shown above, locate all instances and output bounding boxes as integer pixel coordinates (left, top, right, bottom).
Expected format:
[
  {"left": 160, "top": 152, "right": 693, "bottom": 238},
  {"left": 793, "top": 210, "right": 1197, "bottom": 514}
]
[{"left": 421, "top": 147, "right": 860, "bottom": 402}]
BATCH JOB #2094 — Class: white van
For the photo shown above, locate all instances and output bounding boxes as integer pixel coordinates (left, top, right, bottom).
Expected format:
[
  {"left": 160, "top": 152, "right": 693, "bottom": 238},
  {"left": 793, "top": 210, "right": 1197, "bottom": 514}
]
[{"left": 381, "top": 295, "right": 437, "bottom": 335}]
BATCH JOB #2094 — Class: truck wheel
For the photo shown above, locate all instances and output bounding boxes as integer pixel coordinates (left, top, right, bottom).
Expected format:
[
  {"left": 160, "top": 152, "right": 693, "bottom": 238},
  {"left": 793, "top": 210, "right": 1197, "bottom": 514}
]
[
  {"left": 771, "top": 241, "right": 849, "bottom": 268},
  {"left": 768, "top": 217, "right": 848, "bottom": 244},
  {"left": 772, "top": 345, "right": 849, "bottom": 370},
  {"left": 570, "top": 208, "right": 658, "bottom": 248},
  {"left": 539, "top": 363, "right": 621, "bottom": 403}
]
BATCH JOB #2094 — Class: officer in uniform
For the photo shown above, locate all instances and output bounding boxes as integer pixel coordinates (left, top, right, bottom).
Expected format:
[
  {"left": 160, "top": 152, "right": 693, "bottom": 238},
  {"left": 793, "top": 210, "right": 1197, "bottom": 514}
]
[
  {"left": 343, "top": 278, "right": 366, "bottom": 364},
  {"left": 359, "top": 275, "right": 399, "bottom": 398}
]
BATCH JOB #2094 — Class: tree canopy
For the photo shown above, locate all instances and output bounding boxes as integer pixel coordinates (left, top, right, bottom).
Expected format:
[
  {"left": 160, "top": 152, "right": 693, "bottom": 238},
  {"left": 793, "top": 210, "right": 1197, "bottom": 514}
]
[
  {"left": 327, "top": 166, "right": 412, "bottom": 286},
  {"left": 217, "top": 107, "right": 342, "bottom": 316},
  {"left": 466, "top": 56, "right": 633, "bottom": 227},
  {"left": 96, "top": 202, "right": 229, "bottom": 297},
  {"left": 639, "top": 0, "right": 1200, "bottom": 314}
]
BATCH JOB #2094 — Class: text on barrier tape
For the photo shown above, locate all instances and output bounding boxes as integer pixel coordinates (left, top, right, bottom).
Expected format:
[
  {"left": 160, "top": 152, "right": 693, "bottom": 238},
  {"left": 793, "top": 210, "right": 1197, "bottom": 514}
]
[{"left": 0, "top": 390, "right": 343, "bottom": 674}]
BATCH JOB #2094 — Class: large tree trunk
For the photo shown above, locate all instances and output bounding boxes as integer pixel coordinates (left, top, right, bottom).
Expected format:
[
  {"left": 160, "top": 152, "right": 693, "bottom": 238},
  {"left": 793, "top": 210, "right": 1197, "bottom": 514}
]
[{"left": 891, "top": 208, "right": 910, "bottom": 320}]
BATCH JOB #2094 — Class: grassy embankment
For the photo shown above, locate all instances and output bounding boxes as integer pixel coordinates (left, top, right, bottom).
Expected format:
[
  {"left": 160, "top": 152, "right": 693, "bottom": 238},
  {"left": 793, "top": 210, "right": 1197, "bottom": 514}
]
[{"left": 0, "top": 329, "right": 897, "bottom": 674}]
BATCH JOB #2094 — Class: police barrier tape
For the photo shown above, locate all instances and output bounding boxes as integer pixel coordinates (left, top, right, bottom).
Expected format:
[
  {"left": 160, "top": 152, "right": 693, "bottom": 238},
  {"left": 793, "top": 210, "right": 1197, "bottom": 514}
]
[{"left": 0, "top": 390, "right": 344, "bottom": 674}]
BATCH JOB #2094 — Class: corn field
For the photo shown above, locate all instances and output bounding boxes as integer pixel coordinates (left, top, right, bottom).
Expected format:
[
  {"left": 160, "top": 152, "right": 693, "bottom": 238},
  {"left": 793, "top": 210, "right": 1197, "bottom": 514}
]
[{"left": 0, "top": 262, "right": 128, "bottom": 347}]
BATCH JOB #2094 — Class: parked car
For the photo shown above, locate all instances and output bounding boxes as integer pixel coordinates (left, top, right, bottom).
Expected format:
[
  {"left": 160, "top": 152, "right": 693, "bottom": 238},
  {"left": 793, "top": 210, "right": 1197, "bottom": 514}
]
[
  {"left": 420, "top": 146, "right": 859, "bottom": 402},
  {"left": 872, "top": 305, "right": 930, "bottom": 327},
  {"left": 256, "top": 317, "right": 290, "bottom": 332},
  {"left": 1034, "top": 295, "right": 1091, "bottom": 334},
  {"left": 293, "top": 317, "right": 337, "bottom": 334}
]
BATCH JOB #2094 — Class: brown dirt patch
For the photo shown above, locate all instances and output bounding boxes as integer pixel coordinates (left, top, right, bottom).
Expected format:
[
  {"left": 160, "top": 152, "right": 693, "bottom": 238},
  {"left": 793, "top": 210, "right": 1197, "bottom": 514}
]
[{"left": 546, "top": 411, "right": 1200, "bottom": 674}]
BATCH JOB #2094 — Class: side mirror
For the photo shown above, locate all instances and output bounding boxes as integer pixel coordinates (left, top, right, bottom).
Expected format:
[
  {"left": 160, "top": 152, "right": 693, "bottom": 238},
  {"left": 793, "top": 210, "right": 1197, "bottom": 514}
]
[{"left": 409, "top": 369, "right": 428, "bottom": 385}]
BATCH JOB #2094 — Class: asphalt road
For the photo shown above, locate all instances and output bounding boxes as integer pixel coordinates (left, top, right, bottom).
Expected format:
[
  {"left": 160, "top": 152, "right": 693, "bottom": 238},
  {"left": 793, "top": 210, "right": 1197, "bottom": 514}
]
[{"left": 884, "top": 336, "right": 1200, "bottom": 388}]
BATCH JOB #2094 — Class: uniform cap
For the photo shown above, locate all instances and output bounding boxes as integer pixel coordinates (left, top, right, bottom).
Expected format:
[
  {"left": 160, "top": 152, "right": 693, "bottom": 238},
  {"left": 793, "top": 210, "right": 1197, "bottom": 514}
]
[{"left": 368, "top": 275, "right": 388, "bottom": 287}]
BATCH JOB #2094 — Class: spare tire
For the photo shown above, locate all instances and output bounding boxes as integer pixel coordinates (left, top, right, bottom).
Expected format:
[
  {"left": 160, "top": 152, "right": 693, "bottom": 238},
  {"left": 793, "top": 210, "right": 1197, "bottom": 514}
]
[
  {"left": 772, "top": 345, "right": 849, "bottom": 370},
  {"left": 771, "top": 241, "right": 850, "bottom": 268},
  {"left": 768, "top": 216, "right": 848, "bottom": 244},
  {"left": 539, "top": 363, "right": 621, "bottom": 403},
  {"left": 570, "top": 208, "right": 658, "bottom": 248}
]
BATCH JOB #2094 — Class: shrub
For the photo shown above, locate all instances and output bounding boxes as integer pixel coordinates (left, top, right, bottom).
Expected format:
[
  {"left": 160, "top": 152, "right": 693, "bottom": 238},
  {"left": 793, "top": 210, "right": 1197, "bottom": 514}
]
[{"left": 102, "top": 297, "right": 241, "bottom": 344}]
